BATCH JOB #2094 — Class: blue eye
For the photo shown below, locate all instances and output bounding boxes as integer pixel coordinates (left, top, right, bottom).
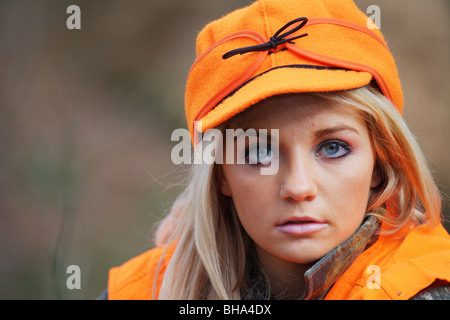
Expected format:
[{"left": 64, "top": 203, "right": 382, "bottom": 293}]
[
  {"left": 317, "top": 140, "right": 351, "bottom": 159},
  {"left": 246, "top": 144, "right": 272, "bottom": 165}
]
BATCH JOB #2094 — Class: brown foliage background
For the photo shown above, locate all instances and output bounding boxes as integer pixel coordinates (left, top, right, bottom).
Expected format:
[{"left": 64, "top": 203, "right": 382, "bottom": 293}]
[{"left": 0, "top": 0, "right": 448, "bottom": 299}]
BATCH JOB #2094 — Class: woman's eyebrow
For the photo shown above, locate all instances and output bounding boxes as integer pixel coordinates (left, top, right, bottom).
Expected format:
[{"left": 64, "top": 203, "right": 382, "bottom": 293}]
[{"left": 314, "top": 125, "right": 360, "bottom": 139}]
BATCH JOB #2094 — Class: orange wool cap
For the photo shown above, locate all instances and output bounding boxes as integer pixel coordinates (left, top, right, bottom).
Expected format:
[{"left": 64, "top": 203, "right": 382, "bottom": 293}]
[{"left": 185, "top": 0, "right": 403, "bottom": 143}]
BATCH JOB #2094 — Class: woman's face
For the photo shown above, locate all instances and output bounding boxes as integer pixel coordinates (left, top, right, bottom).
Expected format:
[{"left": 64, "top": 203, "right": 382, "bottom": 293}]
[{"left": 220, "top": 94, "right": 380, "bottom": 269}]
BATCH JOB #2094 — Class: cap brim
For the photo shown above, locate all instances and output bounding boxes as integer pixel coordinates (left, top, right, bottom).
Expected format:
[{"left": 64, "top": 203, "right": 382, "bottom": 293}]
[{"left": 197, "top": 65, "right": 372, "bottom": 132}]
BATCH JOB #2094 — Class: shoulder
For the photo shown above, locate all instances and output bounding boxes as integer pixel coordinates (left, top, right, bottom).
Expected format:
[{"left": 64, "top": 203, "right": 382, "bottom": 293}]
[
  {"left": 371, "top": 223, "right": 450, "bottom": 299},
  {"left": 108, "top": 245, "right": 174, "bottom": 300},
  {"left": 327, "top": 222, "right": 450, "bottom": 300}
]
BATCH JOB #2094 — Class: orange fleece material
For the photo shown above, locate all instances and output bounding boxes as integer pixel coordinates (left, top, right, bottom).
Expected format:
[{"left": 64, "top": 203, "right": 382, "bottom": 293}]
[
  {"left": 108, "top": 223, "right": 450, "bottom": 300},
  {"left": 185, "top": 0, "right": 403, "bottom": 142}
]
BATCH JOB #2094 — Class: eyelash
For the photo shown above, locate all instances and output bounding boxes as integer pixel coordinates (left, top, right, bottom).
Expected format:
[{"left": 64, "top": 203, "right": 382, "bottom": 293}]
[
  {"left": 244, "top": 139, "right": 352, "bottom": 165},
  {"left": 316, "top": 139, "right": 353, "bottom": 159}
]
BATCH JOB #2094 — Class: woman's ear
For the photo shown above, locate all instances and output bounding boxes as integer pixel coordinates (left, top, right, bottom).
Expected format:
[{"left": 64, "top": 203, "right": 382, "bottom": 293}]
[
  {"left": 216, "top": 164, "right": 232, "bottom": 196},
  {"left": 370, "top": 161, "right": 382, "bottom": 189}
]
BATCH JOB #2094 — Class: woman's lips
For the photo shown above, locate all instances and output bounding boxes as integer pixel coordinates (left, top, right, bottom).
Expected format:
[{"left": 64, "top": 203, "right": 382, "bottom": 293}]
[{"left": 276, "top": 217, "right": 328, "bottom": 236}]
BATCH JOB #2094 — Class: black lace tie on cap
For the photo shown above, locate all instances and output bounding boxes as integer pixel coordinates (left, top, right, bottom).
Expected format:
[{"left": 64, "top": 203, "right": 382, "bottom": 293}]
[{"left": 222, "top": 17, "right": 308, "bottom": 59}]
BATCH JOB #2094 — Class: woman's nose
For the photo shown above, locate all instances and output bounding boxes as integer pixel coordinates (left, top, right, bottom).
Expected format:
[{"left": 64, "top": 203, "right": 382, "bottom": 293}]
[{"left": 280, "top": 158, "right": 318, "bottom": 202}]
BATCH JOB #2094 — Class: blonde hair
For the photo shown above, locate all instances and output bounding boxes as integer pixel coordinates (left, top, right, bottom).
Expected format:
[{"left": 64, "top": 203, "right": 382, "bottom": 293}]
[
  {"left": 154, "top": 85, "right": 442, "bottom": 299},
  {"left": 316, "top": 86, "right": 441, "bottom": 230}
]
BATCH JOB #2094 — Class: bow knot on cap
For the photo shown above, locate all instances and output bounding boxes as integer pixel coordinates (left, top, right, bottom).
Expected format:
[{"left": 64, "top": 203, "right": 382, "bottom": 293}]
[{"left": 223, "top": 17, "right": 309, "bottom": 59}]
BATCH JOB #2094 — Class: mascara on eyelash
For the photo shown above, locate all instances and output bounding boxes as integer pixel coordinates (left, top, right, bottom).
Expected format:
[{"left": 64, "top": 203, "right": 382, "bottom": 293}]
[{"left": 317, "top": 140, "right": 353, "bottom": 158}]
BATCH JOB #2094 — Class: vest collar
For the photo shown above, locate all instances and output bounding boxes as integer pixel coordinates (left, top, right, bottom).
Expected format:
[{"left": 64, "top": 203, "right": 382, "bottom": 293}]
[{"left": 301, "top": 215, "right": 381, "bottom": 300}]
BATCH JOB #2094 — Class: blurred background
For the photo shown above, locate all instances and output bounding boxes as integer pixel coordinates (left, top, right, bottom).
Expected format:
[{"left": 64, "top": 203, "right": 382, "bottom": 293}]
[{"left": 0, "top": 0, "right": 448, "bottom": 299}]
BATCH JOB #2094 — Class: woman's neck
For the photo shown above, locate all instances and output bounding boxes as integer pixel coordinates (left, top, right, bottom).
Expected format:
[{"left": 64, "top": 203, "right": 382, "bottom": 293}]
[{"left": 256, "top": 246, "right": 314, "bottom": 300}]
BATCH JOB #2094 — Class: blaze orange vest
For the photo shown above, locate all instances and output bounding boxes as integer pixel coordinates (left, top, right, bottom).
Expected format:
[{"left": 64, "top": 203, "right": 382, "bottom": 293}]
[{"left": 108, "top": 223, "right": 450, "bottom": 300}]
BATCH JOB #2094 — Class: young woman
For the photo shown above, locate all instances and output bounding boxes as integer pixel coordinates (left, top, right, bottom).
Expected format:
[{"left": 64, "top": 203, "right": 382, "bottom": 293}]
[{"left": 103, "top": 0, "right": 450, "bottom": 300}]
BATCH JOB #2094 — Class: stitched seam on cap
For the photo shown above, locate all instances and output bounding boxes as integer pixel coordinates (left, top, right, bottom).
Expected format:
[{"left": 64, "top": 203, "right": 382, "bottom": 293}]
[{"left": 213, "top": 64, "right": 351, "bottom": 108}]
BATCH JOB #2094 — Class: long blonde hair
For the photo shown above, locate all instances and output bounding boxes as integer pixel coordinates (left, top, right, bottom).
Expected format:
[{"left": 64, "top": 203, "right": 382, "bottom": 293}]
[{"left": 154, "top": 85, "right": 442, "bottom": 299}]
